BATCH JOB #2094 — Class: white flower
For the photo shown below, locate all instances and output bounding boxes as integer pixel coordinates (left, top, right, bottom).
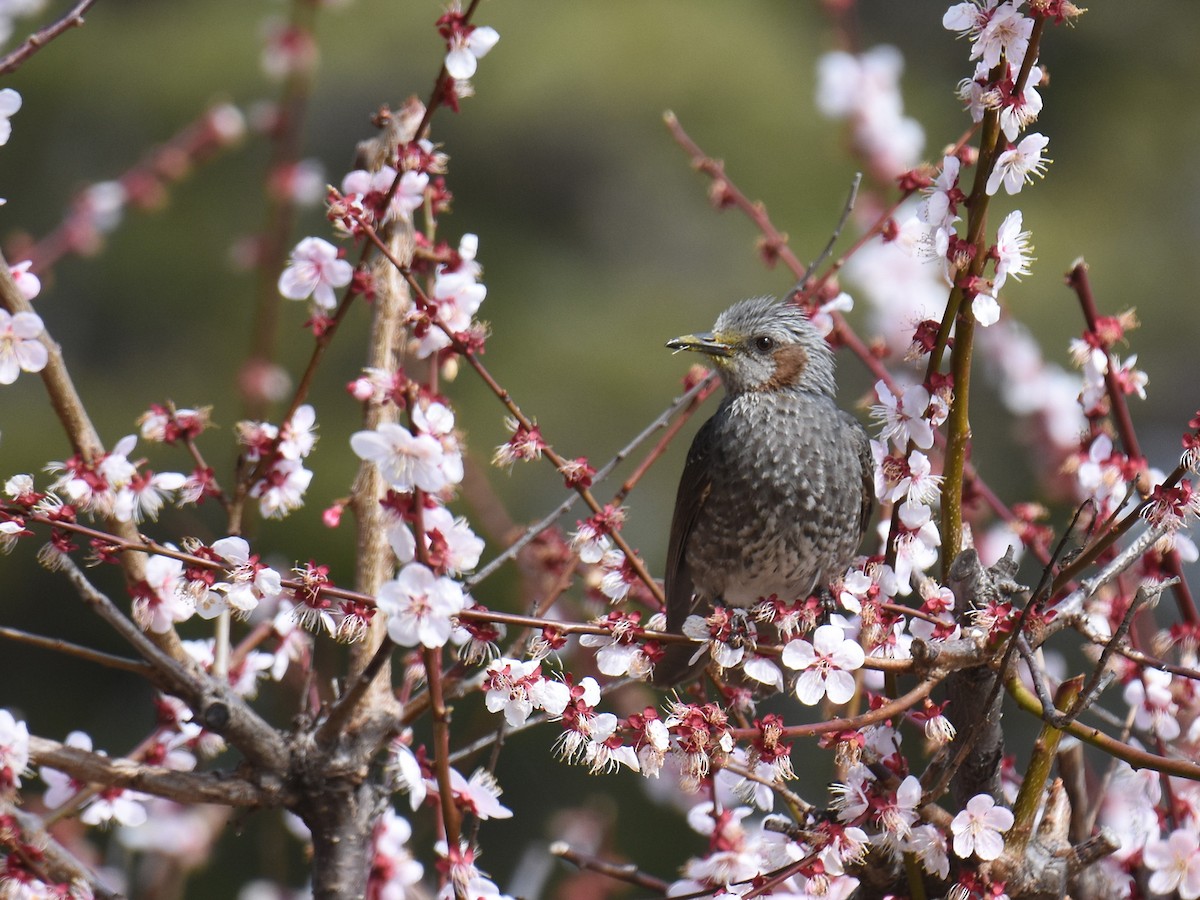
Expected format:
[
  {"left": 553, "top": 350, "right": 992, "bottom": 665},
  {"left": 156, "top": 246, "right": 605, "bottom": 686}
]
[
  {"left": 986, "top": 133, "right": 1050, "bottom": 196},
  {"left": 0, "top": 308, "right": 48, "bottom": 384},
  {"left": 781, "top": 624, "right": 865, "bottom": 705},
  {"left": 448, "top": 768, "right": 512, "bottom": 821},
  {"left": 9, "top": 261, "right": 40, "bottom": 300},
  {"left": 871, "top": 380, "right": 934, "bottom": 450},
  {"left": 377, "top": 563, "right": 466, "bottom": 648},
  {"left": 1144, "top": 828, "right": 1200, "bottom": 899},
  {"left": 0, "top": 709, "right": 30, "bottom": 790},
  {"left": 136, "top": 552, "right": 193, "bottom": 632},
  {"left": 0, "top": 88, "right": 20, "bottom": 145},
  {"left": 445, "top": 25, "right": 499, "bottom": 80},
  {"left": 341, "top": 165, "right": 429, "bottom": 224},
  {"left": 972, "top": 290, "right": 1001, "bottom": 327},
  {"left": 351, "top": 422, "right": 455, "bottom": 493},
  {"left": 278, "top": 236, "right": 353, "bottom": 310},
  {"left": 950, "top": 793, "right": 1014, "bottom": 861},
  {"left": 993, "top": 210, "right": 1034, "bottom": 291}
]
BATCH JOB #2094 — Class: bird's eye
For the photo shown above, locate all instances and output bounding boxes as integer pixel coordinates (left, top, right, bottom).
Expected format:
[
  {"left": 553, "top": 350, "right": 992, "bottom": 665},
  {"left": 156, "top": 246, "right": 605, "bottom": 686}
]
[{"left": 753, "top": 335, "right": 775, "bottom": 353}]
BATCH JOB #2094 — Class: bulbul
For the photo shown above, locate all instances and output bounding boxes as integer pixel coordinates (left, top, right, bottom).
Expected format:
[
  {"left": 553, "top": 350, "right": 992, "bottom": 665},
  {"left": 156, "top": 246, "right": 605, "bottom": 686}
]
[{"left": 655, "top": 296, "right": 873, "bottom": 686}]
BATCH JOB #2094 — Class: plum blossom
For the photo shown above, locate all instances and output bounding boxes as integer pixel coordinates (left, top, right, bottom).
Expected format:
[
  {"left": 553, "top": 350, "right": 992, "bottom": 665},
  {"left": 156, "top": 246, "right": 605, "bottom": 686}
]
[
  {"left": 0, "top": 709, "right": 29, "bottom": 791},
  {"left": 250, "top": 457, "right": 313, "bottom": 519},
  {"left": 579, "top": 611, "right": 656, "bottom": 679},
  {"left": 951, "top": 793, "right": 1014, "bottom": 861},
  {"left": 986, "top": 132, "right": 1051, "bottom": 196},
  {"left": 193, "top": 536, "right": 283, "bottom": 620},
  {"left": 368, "top": 808, "right": 424, "bottom": 895},
  {"left": 972, "top": 289, "right": 1002, "bottom": 327},
  {"left": 135, "top": 552, "right": 193, "bottom": 632},
  {"left": 1144, "top": 827, "right": 1200, "bottom": 899},
  {"left": 993, "top": 209, "right": 1034, "bottom": 291},
  {"left": 278, "top": 236, "right": 353, "bottom": 310},
  {"left": 0, "top": 308, "right": 47, "bottom": 384},
  {"left": 1123, "top": 668, "right": 1181, "bottom": 742},
  {"left": 815, "top": 46, "right": 924, "bottom": 180},
  {"left": 0, "top": 87, "right": 20, "bottom": 145},
  {"left": 781, "top": 624, "right": 865, "bottom": 705},
  {"left": 377, "top": 562, "right": 466, "bottom": 648},
  {"left": 447, "top": 767, "right": 512, "bottom": 820},
  {"left": 482, "top": 657, "right": 569, "bottom": 727},
  {"left": 871, "top": 380, "right": 935, "bottom": 450},
  {"left": 442, "top": 20, "right": 499, "bottom": 80},
  {"left": 415, "top": 233, "right": 487, "bottom": 358},
  {"left": 351, "top": 422, "right": 457, "bottom": 493},
  {"left": 386, "top": 502, "right": 483, "bottom": 575},
  {"left": 552, "top": 677, "right": 639, "bottom": 775},
  {"left": 9, "top": 260, "right": 39, "bottom": 300},
  {"left": 891, "top": 500, "right": 942, "bottom": 591},
  {"left": 341, "top": 165, "right": 429, "bottom": 225}
]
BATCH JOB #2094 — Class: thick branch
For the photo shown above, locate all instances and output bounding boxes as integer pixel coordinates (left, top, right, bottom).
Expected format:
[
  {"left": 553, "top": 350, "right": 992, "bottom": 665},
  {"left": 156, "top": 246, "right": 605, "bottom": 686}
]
[{"left": 27, "top": 735, "right": 280, "bottom": 807}]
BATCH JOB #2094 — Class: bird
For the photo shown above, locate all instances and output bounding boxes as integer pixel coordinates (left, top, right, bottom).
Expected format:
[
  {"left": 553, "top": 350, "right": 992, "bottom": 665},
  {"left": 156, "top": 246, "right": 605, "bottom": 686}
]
[{"left": 653, "top": 296, "right": 873, "bottom": 686}]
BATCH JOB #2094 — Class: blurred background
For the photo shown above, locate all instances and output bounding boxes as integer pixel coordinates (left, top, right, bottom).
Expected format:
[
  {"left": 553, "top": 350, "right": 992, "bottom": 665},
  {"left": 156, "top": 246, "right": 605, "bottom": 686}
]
[{"left": 1, "top": 0, "right": 1199, "bottom": 895}]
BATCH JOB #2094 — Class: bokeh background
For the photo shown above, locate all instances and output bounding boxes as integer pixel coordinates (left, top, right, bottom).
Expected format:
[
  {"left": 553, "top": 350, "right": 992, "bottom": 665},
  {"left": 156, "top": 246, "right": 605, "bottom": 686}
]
[{"left": 1, "top": 1, "right": 1199, "bottom": 895}]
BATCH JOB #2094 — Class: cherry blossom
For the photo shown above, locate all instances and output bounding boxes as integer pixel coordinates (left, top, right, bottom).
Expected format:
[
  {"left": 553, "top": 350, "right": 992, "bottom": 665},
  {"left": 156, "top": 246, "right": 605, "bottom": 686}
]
[
  {"left": 781, "top": 624, "right": 865, "bottom": 705},
  {"left": 1144, "top": 827, "right": 1200, "bottom": 899},
  {"left": 277, "top": 236, "right": 353, "bottom": 310},
  {"left": 951, "top": 793, "right": 1014, "bottom": 861},
  {"left": 0, "top": 708, "right": 29, "bottom": 791},
  {"left": 986, "top": 132, "right": 1051, "bottom": 196},
  {"left": 0, "top": 308, "right": 48, "bottom": 384},
  {"left": 377, "top": 562, "right": 466, "bottom": 648}
]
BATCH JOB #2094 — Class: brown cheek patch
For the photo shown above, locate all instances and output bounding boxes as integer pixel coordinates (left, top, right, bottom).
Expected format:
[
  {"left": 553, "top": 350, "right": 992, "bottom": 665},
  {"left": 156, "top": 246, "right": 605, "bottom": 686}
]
[{"left": 763, "top": 343, "right": 808, "bottom": 390}]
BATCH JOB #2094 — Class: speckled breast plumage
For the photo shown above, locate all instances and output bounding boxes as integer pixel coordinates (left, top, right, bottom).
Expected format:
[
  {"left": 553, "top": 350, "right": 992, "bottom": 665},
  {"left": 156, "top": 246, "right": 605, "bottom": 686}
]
[{"left": 683, "top": 389, "right": 869, "bottom": 610}]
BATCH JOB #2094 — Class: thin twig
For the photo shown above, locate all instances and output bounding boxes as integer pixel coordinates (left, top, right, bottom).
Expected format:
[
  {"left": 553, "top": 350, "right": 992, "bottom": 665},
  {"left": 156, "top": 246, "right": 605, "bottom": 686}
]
[
  {"left": 0, "top": 625, "right": 154, "bottom": 676},
  {"left": 0, "top": 0, "right": 97, "bottom": 75},
  {"left": 794, "top": 171, "right": 862, "bottom": 295}
]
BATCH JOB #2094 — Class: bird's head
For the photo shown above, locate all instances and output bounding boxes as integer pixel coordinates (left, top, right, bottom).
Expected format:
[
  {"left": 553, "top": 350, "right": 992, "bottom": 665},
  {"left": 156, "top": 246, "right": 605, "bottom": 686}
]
[{"left": 666, "top": 296, "right": 836, "bottom": 396}]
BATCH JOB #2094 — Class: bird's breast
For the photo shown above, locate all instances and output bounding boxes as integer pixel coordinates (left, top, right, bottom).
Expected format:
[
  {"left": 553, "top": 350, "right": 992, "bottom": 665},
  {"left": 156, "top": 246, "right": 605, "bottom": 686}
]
[{"left": 685, "top": 391, "right": 866, "bottom": 606}]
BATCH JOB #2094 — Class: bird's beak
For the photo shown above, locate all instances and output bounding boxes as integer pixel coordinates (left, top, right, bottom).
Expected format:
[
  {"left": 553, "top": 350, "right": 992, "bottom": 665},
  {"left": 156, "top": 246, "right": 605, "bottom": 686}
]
[{"left": 666, "top": 331, "right": 734, "bottom": 358}]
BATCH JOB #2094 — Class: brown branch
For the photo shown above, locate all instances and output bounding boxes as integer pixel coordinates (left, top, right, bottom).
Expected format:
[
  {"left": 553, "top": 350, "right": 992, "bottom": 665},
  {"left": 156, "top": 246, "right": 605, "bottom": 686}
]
[
  {"left": 0, "top": 625, "right": 154, "bottom": 676},
  {"left": 0, "top": 800, "right": 122, "bottom": 899},
  {"left": 0, "top": 0, "right": 97, "bottom": 75},
  {"left": 1007, "top": 677, "right": 1200, "bottom": 781},
  {"left": 27, "top": 735, "right": 281, "bottom": 807}
]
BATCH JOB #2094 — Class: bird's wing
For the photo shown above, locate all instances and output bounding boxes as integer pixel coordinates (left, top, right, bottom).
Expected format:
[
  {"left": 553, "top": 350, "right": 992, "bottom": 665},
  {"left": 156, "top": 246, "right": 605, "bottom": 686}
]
[
  {"left": 847, "top": 412, "right": 875, "bottom": 540},
  {"left": 663, "top": 414, "right": 717, "bottom": 634}
]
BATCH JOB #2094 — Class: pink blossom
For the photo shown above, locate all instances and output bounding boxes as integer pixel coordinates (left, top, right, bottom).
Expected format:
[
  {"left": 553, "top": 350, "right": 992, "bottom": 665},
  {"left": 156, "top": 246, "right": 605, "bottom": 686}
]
[
  {"left": 781, "top": 624, "right": 865, "bottom": 705},
  {"left": 278, "top": 236, "right": 353, "bottom": 310},
  {"left": 341, "top": 165, "right": 429, "bottom": 225},
  {"left": 0, "top": 308, "right": 47, "bottom": 384},
  {"left": 951, "top": 793, "right": 1014, "bottom": 860}
]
